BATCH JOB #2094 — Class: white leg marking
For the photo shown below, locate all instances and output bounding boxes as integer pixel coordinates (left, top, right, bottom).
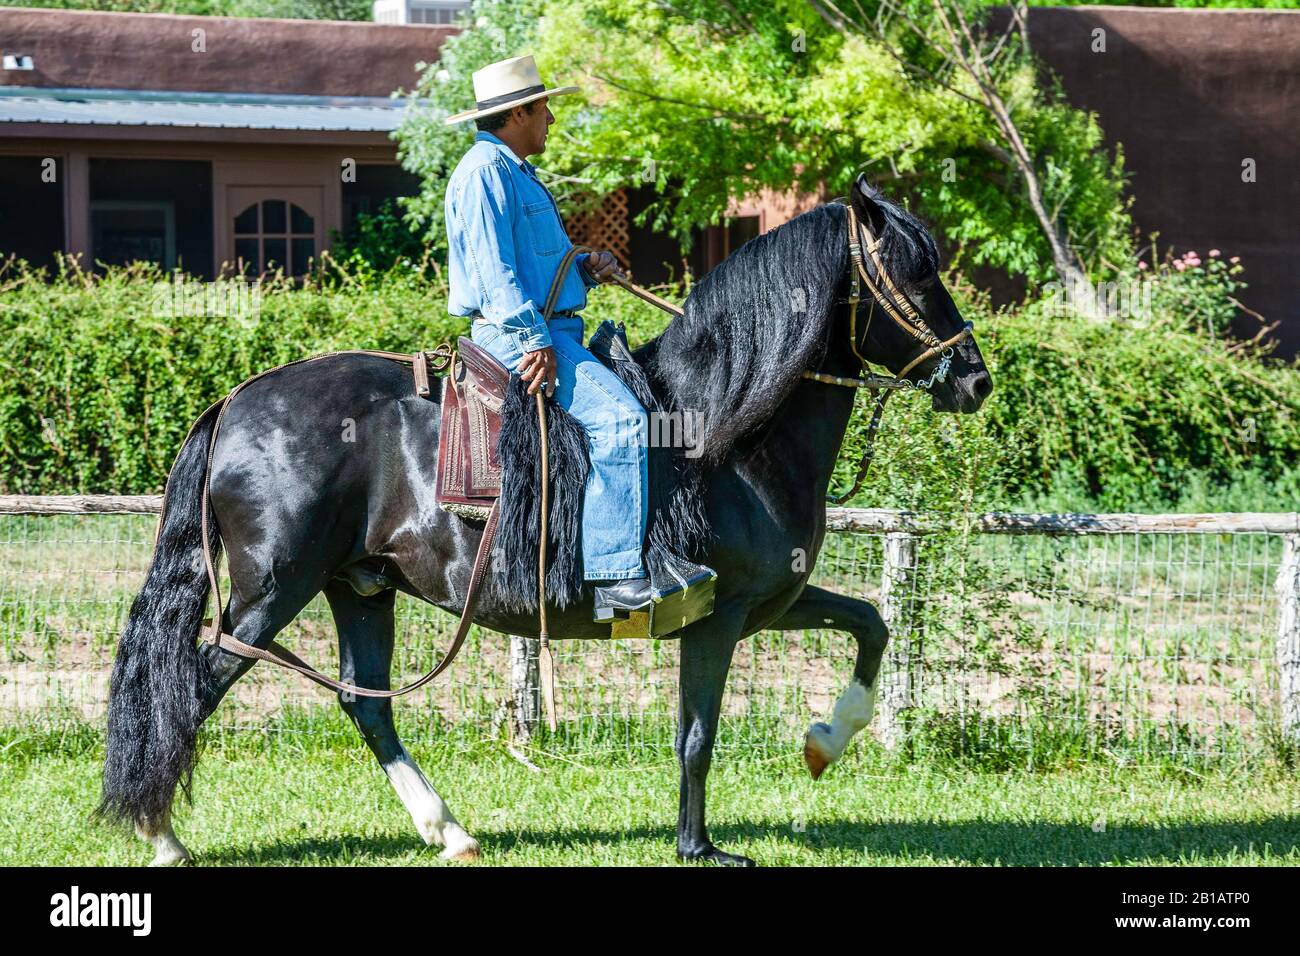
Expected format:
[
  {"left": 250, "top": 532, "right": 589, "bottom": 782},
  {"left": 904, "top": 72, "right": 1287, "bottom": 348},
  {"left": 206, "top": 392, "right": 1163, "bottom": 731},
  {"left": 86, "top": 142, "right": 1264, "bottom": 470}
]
[
  {"left": 384, "top": 749, "right": 479, "bottom": 860},
  {"left": 135, "top": 812, "right": 191, "bottom": 867},
  {"left": 806, "top": 678, "right": 876, "bottom": 765}
]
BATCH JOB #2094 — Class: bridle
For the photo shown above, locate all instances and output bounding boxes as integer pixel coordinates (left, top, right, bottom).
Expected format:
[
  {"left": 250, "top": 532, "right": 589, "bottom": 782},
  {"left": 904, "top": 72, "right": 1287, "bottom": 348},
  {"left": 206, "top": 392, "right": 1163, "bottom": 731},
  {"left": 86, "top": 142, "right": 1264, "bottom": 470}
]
[{"left": 800, "top": 200, "right": 974, "bottom": 503}]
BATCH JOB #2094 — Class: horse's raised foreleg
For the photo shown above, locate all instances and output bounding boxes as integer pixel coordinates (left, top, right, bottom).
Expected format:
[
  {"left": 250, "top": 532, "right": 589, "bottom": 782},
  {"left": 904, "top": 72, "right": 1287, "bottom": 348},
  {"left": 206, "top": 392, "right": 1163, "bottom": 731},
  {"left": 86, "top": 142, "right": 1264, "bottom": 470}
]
[
  {"left": 769, "top": 585, "right": 889, "bottom": 779},
  {"left": 324, "top": 580, "right": 479, "bottom": 862},
  {"left": 676, "top": 611, "right": 750, "bottom": 866}
]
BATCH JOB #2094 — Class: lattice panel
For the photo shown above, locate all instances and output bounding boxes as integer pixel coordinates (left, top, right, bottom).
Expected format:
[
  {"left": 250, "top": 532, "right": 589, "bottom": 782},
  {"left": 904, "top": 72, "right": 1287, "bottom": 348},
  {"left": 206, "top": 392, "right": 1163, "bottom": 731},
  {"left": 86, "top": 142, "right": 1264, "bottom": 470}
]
[{"left": 567, "top": 189, "right": 630, "bottom": 268}]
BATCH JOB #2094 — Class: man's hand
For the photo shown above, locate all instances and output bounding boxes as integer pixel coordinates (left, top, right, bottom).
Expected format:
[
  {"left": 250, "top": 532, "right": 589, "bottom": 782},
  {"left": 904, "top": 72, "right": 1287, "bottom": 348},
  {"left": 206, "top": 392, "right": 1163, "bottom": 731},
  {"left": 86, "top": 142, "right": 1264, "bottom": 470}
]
[
  {"left": 518, "top": 346, "right": 557, "bottom": 397},
  {"left": 583, "top": 250, "right": 621, "bottom": 284}
]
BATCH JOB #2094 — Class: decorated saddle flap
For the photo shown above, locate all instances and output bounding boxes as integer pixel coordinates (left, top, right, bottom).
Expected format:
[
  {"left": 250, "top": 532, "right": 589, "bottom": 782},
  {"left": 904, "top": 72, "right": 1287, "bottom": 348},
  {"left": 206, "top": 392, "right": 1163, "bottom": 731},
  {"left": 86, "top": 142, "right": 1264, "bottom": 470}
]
[{"left": 433, "top": 337, "right": 509, "bottom": 520}]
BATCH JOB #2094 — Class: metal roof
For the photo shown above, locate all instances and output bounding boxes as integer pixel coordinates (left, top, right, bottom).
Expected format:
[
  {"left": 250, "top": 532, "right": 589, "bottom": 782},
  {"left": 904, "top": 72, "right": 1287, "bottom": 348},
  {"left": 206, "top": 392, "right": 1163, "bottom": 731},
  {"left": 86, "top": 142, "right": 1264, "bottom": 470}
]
[{"left": 0, "top": 86, "right": 433, "bottom": 132}]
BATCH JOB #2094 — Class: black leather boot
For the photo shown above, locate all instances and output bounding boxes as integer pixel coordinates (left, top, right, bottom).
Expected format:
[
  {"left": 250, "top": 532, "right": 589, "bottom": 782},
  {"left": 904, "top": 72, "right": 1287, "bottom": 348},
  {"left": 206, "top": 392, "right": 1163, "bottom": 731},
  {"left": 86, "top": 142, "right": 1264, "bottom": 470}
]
[{"left": 591, "top": 577, "right": 654, "bottom": 622}]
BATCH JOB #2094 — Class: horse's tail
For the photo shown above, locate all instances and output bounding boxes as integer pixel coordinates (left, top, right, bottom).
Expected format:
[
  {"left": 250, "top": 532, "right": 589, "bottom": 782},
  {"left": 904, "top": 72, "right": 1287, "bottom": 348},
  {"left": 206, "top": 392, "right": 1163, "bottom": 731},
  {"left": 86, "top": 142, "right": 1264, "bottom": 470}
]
[{"left": 97, "top": 402, "right": 222, "bottom": 829}]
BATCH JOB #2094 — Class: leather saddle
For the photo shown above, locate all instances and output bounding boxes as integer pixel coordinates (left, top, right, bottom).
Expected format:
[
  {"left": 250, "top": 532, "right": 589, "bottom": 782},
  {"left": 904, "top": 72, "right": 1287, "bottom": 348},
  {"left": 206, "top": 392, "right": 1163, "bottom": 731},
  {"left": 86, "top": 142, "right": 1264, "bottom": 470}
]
[
  {"left": 432, "top": 337, "right": 508, "bottom": 521},
  {"left": 425, "top": 330, "right": 716, "bottom": 637}
]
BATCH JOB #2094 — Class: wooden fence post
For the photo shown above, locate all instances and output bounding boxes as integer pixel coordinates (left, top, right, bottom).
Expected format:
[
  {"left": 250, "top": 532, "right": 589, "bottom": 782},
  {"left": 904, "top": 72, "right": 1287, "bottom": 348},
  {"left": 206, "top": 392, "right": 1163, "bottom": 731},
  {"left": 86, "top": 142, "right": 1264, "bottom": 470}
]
[
  {"left": 509, "top": 636, "right": 541, "bottom": 742},
  {"left": 877, "top": 532, "right": 921, "bottom": 749},
  {"left": 1275, "top": 534, "right": 1300, "bottom": 745}
]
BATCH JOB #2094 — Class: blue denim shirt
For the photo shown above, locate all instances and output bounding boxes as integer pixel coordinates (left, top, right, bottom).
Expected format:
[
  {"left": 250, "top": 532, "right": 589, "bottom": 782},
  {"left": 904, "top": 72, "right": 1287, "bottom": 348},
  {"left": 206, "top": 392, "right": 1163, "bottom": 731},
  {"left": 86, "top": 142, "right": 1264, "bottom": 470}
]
[{"left": 445, "top": 131, "right": 596, "bottom": 351}]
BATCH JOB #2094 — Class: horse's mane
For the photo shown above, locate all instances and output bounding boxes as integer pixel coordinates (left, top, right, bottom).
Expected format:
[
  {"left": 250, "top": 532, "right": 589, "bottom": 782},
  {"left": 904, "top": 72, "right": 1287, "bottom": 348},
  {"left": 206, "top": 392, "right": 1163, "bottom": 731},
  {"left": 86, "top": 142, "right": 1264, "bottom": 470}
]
[{"left": 647, "top": 192, "right": 938, "bottom": 466}]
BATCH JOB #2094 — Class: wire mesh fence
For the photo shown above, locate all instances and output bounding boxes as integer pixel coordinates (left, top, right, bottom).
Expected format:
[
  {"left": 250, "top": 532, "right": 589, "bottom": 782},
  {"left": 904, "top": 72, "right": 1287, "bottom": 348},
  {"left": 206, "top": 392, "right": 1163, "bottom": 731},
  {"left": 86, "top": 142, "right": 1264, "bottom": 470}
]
[{"left": 1, "top": 500, "right": 1296, "bottom": 762}]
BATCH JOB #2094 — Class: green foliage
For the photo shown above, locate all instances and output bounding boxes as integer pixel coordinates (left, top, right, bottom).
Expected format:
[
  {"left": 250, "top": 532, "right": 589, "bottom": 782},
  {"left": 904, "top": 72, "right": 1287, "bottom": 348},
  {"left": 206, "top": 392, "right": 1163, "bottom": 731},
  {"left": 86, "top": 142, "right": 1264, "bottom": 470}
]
[
  {"left": 3, "top": 256, "right": 1298, "bottom": 505},
  {"left": 328, "top": 200, "right": 436, "bottom": 278},
  {"left": 972, "top": 292, "right": 1300, "bottom": 510},
  {"left": 0, "top": 257, "right": 454, "bottom": 494},
  {"left": 1144, "top": 244, "right": 1249, "bottom": 339}
]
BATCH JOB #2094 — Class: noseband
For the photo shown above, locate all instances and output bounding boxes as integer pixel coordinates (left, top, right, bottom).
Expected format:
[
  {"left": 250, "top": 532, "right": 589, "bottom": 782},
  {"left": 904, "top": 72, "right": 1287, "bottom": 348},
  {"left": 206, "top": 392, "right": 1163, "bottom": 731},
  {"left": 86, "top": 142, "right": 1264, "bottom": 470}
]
[{"left": 802, "top": 201, "right": 975, "bottom": 504}]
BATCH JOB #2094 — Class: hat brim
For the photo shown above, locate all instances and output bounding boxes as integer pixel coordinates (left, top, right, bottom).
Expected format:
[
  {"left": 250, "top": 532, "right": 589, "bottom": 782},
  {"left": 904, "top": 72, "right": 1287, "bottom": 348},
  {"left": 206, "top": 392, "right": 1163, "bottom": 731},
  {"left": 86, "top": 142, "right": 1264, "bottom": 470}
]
[{"left": 444, "top": 85, "right": 579, "bottom": 126}]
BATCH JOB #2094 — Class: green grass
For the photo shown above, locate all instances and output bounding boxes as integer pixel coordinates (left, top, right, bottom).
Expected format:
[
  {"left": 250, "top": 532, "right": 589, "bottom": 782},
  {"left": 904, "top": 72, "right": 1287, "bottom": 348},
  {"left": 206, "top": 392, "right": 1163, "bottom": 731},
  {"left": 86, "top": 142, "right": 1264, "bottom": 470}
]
[{"left": 3, "top": 728, "right": 1297, "bottom": 866}]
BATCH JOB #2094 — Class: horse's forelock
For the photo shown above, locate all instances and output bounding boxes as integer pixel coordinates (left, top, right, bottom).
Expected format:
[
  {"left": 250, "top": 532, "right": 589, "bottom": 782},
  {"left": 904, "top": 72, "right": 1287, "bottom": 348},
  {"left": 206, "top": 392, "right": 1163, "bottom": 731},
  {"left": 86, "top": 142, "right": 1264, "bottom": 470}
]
[{"left": 872, "top": 196, "right": 939, "bottom": 286}]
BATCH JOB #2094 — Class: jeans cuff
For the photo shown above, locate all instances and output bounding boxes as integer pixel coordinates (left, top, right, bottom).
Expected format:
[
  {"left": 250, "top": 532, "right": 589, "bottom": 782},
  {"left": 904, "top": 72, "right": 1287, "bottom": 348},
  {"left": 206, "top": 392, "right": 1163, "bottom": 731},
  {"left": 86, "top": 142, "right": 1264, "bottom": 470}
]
[{"left": 583, "top": 567, "right": 645, "bottom": 582}]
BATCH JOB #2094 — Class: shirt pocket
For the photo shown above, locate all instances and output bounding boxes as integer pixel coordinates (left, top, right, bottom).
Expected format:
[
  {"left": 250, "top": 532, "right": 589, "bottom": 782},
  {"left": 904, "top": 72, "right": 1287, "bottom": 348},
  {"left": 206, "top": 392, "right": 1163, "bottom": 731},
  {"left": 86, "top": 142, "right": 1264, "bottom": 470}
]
[{"left": 522, "top": 199, "right": 567, "bottom": 258}]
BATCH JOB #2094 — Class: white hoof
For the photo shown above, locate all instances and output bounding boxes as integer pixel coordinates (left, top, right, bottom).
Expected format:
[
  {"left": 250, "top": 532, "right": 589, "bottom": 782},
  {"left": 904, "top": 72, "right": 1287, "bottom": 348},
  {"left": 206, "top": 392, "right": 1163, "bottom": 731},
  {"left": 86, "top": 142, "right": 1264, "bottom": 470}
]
[
  {"left": 440, "top": 829, "right": 481, "bottom": 862},
  {"left": 137, "top": 816, "right": 191, "bottom": 867},
  {"left": 149, "top": 843, "right": 192, "bottom": 867}
]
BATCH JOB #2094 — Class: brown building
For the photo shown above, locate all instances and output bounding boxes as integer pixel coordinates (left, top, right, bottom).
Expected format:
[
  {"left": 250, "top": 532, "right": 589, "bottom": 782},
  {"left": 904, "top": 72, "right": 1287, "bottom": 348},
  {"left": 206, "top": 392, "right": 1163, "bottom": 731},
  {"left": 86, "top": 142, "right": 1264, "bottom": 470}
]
[
  {"left": 1020, "top": 6, "right": 1300, "bottom": 355},
  {"left": 0, "top": 8, "right": 451, "bottom": 278}
]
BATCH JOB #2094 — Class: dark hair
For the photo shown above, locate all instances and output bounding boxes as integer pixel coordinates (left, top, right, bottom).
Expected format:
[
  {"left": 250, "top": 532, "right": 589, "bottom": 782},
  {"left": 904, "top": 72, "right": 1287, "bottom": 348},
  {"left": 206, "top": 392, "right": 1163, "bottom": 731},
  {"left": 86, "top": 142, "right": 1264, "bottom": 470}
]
[{"left": 474, "top": 100, "right": 536, "bottom": 133}]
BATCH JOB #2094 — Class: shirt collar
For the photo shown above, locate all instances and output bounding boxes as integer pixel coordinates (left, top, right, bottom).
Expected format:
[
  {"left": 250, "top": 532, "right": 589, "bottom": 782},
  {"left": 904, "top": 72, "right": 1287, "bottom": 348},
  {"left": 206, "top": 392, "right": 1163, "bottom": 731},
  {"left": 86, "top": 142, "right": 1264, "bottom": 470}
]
[{"left": 475, "top": 130, "right": 532, "bottom": 174}]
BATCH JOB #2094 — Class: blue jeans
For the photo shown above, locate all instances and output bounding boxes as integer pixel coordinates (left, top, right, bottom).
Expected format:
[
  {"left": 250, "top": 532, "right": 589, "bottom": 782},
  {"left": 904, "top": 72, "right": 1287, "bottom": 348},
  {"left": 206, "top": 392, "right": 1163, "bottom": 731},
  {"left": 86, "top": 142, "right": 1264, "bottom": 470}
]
[{"left": 470, "top": 316, "right": 649, "bottom": 581}]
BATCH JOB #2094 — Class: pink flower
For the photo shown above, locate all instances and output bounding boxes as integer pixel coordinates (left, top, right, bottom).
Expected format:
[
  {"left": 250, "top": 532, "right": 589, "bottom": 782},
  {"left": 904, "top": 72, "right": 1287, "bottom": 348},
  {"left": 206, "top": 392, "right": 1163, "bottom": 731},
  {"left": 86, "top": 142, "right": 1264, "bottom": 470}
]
[
  {"left": 1174, "top": 260, "right": 1186, "bottom": 271},
  {"left": 1186, "top": 256, "right": 1201, "bottom": 267},
  {"left": 1138, "top": 261, "right": 1148, "bottom": 270},
  {"left": 1209, "top": 249, "right": 1220, "bottom": 257},
  {"left": 1230, "top": 256, "right": 1240, "bottom": 264},
  {"left": 1186, "top": 250, "right": 1198, "bottom": 258}
]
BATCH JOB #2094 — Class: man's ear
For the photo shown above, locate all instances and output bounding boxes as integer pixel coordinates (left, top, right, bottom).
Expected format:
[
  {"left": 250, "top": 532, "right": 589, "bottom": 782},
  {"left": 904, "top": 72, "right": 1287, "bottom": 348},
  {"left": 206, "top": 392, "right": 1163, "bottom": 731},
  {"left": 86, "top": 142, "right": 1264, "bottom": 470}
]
[{"left": 850, "top": 173, "right": 888, "bottom": 237}]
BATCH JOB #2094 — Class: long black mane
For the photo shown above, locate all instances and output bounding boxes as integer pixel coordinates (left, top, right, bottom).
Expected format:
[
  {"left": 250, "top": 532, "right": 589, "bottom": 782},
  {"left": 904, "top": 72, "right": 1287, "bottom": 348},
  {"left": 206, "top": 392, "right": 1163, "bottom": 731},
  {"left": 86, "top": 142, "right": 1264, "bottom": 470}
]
[{"left": 647, "top": 193, "right": 939, "bottom": 466}]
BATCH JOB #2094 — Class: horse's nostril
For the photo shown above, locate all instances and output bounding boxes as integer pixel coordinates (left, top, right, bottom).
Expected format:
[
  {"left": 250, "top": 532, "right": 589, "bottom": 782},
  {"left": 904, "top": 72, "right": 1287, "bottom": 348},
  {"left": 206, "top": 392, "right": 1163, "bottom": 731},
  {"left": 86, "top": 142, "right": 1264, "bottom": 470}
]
[{"left": 972, "top": 373, "right": 992, "bottom": 399}]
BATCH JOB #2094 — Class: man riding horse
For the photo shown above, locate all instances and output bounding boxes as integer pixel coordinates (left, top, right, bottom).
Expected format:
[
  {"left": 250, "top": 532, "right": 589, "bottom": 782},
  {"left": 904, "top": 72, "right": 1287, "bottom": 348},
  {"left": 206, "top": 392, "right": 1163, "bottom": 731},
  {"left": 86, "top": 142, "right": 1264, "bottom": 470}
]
[
  {"left": 99, "top": 50, "right": 992, "bottom": 867},
  {"left": 443, "top": 55, "right": 691, "bottom": 622}
]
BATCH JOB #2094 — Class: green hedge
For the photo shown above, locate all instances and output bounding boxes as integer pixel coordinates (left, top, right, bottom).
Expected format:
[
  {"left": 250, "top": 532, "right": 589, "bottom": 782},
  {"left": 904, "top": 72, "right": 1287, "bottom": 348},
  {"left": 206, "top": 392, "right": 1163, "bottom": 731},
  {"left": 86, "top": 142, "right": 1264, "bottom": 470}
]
[{"left": 2, "top": 260, "right": 1299, "bottom": 505}]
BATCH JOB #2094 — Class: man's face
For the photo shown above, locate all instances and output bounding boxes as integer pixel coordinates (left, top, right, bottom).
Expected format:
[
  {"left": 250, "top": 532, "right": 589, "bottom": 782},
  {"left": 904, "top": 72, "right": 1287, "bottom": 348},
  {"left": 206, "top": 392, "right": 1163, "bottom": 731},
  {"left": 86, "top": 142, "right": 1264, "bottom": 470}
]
[{"left": 517, "top": 98, "right": 554, "bottom": 157}]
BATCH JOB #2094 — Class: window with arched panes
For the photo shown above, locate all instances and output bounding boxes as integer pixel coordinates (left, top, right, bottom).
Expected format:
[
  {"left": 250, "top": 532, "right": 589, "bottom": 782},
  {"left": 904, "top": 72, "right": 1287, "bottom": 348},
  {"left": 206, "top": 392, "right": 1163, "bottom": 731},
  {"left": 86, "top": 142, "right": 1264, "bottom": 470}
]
[{"left": 232, "top": 199, "right": 316, "bottom": 277}]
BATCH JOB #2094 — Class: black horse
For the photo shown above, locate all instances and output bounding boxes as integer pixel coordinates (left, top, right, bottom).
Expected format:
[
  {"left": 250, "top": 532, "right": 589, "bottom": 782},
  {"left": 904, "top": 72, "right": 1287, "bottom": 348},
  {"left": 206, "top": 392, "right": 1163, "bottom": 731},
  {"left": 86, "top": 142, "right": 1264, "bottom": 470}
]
[{"left": 99, "top": 177, "right": 991, "bottom": 866}]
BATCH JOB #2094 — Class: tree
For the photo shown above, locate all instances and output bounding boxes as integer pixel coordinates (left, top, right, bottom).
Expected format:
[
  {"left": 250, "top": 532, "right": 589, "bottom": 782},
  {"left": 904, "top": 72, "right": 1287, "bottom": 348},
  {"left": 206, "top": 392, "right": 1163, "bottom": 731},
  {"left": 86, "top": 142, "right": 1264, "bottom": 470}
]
[
  {"left": 396, "top": 0, "right": 1133, "bottom": 292},
  {"left": 810, "top": 0, "right": 1111, "bottom": 309}
]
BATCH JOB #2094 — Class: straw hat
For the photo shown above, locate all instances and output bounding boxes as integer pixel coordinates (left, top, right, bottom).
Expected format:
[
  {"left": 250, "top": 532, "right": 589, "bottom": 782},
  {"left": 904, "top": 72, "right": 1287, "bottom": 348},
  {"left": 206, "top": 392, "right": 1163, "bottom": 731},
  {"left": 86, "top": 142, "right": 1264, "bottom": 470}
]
[{"left": 444, "top": 54, "right": 578, "bottom": 126}]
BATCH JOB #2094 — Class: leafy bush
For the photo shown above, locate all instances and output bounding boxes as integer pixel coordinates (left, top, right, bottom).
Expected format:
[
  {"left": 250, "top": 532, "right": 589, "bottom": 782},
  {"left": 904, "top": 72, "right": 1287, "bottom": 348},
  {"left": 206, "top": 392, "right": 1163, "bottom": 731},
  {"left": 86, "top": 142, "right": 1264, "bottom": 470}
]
[
  {"left": 2, "top": 257, "right": 1298, "bottom": 505},
  {"left": 328, "top": 201, "right": 437, "bottom": 279},
  {"left": 0, "top": 257, "right": 454, "bottom": 494}
]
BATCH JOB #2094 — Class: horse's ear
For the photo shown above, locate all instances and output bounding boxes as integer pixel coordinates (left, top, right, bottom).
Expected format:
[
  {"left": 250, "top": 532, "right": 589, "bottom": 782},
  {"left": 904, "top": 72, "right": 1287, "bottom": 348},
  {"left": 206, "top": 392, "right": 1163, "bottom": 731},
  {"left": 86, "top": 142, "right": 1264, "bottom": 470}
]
[{"left": 850, "top": 173, "right": 887, "bottom": 236}]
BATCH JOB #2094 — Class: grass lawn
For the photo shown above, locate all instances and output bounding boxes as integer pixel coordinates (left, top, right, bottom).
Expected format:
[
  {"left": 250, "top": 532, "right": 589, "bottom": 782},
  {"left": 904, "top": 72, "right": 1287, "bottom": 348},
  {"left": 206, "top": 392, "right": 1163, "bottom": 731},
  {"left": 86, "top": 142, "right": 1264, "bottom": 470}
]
[{"left": 2, "top": 732, "right": 1297, "bottom": 866}]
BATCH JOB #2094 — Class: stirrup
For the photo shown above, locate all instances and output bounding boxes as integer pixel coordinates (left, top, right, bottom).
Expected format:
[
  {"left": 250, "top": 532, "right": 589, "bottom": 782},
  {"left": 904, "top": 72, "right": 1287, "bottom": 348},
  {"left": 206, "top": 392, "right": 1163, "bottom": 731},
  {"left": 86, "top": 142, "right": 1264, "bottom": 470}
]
[{"left": 605, "top": 557, "right": 717, "bottom": 639}]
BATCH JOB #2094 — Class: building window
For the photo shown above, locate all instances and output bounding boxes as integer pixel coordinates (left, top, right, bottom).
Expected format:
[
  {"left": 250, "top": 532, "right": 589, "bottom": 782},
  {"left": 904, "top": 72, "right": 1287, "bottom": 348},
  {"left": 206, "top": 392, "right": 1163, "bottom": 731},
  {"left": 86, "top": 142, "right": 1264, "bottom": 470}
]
[
  {"left": 0, "top": 156, "right": 65, "bottom": 271},
  {"left": 372, "top": 0, "right": 470, "bottom": 25},
  {"left": 91, "top": 200, "right": 176, "bottom": 271},
  {"left": 89, "top": 158, "right": 213, "bottom": 279},
  {"left": 233, "top": 200, "right": 315, "bottom": 277}
]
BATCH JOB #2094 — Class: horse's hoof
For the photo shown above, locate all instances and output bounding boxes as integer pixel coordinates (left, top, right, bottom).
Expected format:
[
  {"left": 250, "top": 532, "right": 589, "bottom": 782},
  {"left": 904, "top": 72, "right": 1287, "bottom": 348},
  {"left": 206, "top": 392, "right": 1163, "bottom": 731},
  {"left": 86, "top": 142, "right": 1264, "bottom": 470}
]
[
  {"left": 803, "top": 724, "right": 833, "bottom": 780},
  {"left": 679, "top": 844, "right": 756, "bottom": 867},
  {"left": 149, "top": 846, "right": 191, "bottom": 867},
  {"left": 707, "top": 849, "right": 755, "bottom": 867},
  {"left": 441, "top": 837, "right": 481, "bottom": 863}
]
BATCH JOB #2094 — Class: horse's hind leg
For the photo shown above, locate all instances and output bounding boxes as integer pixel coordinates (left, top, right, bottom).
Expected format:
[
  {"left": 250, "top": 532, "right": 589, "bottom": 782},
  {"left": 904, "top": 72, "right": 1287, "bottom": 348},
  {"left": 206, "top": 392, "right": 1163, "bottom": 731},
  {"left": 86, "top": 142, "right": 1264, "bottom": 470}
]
[
  {"left": 324, "top": 580, "right": 480, "bottom": 861},
  {"left": 135, "top": 811, "right": 189, "bottom": 867},
  {"left": 769, "top": 585, "right": 889, "bottom": 779}
]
